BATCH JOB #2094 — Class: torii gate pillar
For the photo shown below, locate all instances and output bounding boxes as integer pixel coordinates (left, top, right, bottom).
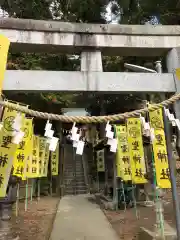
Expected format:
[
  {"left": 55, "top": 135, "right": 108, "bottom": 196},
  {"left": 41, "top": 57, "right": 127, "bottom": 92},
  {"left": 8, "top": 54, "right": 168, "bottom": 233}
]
[
  {"left": 166, "top": 48, "right": 180, "bottom": 150},
  {"left": 81, "top": 51, "right": 102, "bottom": 71}
]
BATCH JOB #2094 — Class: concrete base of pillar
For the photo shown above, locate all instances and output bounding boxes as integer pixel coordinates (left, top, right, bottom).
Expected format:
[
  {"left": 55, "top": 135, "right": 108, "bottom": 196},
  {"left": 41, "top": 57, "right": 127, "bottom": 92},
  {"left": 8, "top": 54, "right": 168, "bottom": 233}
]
[
  {"left": 138, "top": 222, "right": 176, "bottom": 240},
  {"left": 0, "top": 203, "right": 19, "bottom": 240},
  {"left": 0, "top": 219, "right": 19, "bottom": 240},
  {"left": 0, "top": 204, "right": 13, "bottom": 221}
]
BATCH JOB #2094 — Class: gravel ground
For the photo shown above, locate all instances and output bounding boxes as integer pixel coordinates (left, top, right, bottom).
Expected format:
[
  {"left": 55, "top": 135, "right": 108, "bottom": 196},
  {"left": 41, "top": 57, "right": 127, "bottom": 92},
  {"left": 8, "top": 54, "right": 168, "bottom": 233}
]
[
  {"left": 0, "top": 190, "right": 177, "bottom": 240},
  {"left": 104, "top": 191, "right": 177, "bottom": 239},
  {"left": 104, "top": 206, "right": 156, "bottom": 239},
  {"left": 10, "top": 196, "right": 59, "bottom": 240}
]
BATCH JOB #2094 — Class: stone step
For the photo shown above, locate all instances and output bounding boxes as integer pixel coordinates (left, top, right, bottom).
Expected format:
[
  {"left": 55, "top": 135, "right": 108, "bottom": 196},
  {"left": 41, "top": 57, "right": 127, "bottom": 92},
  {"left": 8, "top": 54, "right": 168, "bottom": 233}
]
[
  {"left": 64, "top": 179, "right": 86, "bottom": 184},
  {"left": 65, "top": 165, "right": 83, "bottom": 168},
  {"left": 64, "top": 180, "right": 86, "bottom": 184},
  {"left": 65, "top": 185, "right": 87, "bottom": 191},
  {"left": 64, "top": 170, "right": 84, "bottom": 174},
  {"left": 65, "top": 161, "right": 82, "bottom": 165},
  {"left": 65, "top": 181, "right": 86, "bottom": 186},
  {"left": 64, "top": 189, "right": 87, "bottom": 195},
  {"left": 64, "top": 167, "right": 83, "bottom": 170},
  {"left": 64, "top": 173, "right": 85, "bottom": 177},
  {"left": 64, "top": 172, "right": 84, "bottom": 176},
  {"left": 65, "top": 164, "right": 83, "bottom": 168},
  {"left": 64, "top": 172, "right": 83, "bottom": 175},
  {"left": 64, "top": 176, "right": 84, "bottom": 182},
  {"left": 64, "top": 177, "right": 85, "bottom": 182},
  {"left": 64, "top": 169, "right": 84, "bottom": 173},
  {"left": 65, "top": 162, "right": 82, "bottom": 166},
  {"left": 65, "top": 167, "right": 83, "bottom": 171}
]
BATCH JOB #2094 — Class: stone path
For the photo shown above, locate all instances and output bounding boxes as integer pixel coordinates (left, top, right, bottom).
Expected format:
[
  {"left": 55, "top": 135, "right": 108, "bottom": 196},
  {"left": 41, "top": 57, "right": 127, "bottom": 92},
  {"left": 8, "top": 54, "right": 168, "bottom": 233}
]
[{"left": 49, "top": 194, "right": 119, "bottom": 240}]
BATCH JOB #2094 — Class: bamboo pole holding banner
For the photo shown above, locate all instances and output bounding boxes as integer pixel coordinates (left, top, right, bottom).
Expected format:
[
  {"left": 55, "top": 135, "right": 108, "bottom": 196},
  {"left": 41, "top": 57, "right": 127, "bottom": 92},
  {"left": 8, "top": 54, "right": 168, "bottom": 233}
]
[
  {"left": 30, "top": 179, "right": 34, "bottom": 201},
  {"left": 73, "top": 147, "right": 77, "bottom": 195},
  {"left": 113, "top": 128, "right": 118, "bottom": 210},
  {"left": 132, "top": 184, "right": 139, "bottom": 219},
  {"left": 15, "top": 183, "right": 20, "bottom": 217},
  {"left": 121, "top": 180, "right": 127, "bottom": 211},
  {"left": 25, "top": 179, "right": 28, "bottom": 211},
  {"left": 50, "top": 176, "right": 53, "bottom": 196},
  {"left": 113, "top": 156, "right": 118, "bottom": 210},
  {"left": 96, "top": 167, "right": 100, "bottom": 192},
  {"left": 37, "top": 178, "right": 40, "bottom": 201}
]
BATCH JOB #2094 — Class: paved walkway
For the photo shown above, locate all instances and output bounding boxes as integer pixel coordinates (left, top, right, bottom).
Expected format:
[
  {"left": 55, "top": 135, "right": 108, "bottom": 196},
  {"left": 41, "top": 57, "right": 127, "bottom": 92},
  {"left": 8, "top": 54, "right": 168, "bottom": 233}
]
[{"left": 50, "top": 194, "right": 119, "bottom": 240}]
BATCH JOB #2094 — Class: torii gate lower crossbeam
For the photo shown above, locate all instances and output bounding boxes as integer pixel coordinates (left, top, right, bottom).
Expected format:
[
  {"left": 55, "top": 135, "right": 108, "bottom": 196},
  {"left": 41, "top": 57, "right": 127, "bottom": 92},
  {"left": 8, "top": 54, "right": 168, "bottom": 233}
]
[{"left": 3, "top": 70, "right": 176, "bottom": 93}]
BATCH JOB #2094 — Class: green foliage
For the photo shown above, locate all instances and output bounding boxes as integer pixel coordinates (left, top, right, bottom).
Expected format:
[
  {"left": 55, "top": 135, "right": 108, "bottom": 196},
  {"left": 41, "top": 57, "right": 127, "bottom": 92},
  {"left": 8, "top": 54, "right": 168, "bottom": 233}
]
[
  {"left": 7, "top": 53, "right": 80, "bottom": 71},
  {"left": 68, "top": 0, "right": 106, "bottom": 23},
  {"left": 115, "top": 0, "right": 180, "bottom": 24},
  {"left": 1, "top": 0, "right": 52, "bottom": 19},
  {"left": 1, "top": 0, "right": 107, "bottom": 22},
  {"left": 1, "top": 0, "right": 179, "bottom": 24}
]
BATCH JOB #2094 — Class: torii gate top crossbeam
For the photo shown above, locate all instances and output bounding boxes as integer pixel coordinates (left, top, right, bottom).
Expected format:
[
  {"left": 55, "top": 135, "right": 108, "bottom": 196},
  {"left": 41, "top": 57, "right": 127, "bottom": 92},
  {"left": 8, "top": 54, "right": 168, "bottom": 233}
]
[
  {"left": 1, "top": 18, "right": 180, "bottom": 35},
  {"left": 1, "top": 18, "right": 180, "bottom": 56}
]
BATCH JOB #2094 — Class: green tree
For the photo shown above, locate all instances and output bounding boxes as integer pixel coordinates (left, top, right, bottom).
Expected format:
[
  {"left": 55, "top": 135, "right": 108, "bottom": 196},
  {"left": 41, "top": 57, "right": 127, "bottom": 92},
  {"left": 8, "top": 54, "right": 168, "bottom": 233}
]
[
  {"left": 111, "top": 0, "right": 180, "bottom": 24},
  {"left": 1, "top": 0, "right": 52, "bottom": 19}
]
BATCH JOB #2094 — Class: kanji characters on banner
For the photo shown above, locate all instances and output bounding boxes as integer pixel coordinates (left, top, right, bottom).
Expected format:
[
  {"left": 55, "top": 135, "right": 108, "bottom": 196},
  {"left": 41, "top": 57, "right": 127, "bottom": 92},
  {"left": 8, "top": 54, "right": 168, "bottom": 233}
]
[
  {"left": 13, "top": 117, "right": 31, "bottom": 178},
  {"left": 97, "top": 149, "right": 105, "bottom": 172},
  {"left": 127, "top": 118, "right": 147, "bottom": 184},
  {"left": 115, "top": 125, "right": 131, "bottom": 181},
  {"left": 39, "top": 137, "right": 46, "bottom": 177},
  {"left": 149, "top": 107, "right": 171, "bottom": 188},
  {"left": 51, "top": 143, "right": 59, "bottom": 176},
  {"left": 22, "top": 118, "right": 33, "bottom": 180},
  {"left": 42, "top": 142, "right": 50, "bottom": 177},
  {"left": 0, "top": 107, "right": 19, "bottom": 197},
  {"left": 27, "top": 135, "right": 40, "bottom": 178}
]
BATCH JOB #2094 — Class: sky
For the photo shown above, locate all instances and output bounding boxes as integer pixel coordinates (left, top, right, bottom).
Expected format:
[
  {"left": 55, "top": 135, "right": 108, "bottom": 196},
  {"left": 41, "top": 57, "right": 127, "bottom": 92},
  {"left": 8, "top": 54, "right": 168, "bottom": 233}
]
[
  {"left": 105, "top": 1, "right": 121, "bottom": 23},
  {"left": 0, "top": 8, "right": 8, "bottom": 18}
]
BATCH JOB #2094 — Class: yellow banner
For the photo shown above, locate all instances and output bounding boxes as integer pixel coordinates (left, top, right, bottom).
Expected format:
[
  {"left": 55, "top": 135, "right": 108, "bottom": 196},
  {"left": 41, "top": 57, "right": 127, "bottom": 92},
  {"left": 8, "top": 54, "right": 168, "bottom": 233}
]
[
  {"left": 39, "top": 137, "right": 46, "bottom": 177},
  {"left": 42, "top": 142, "right": 50, "bottom": 177},
  {"left": 51, "top": 144, "right": 59, "bottom": 176},
  {"left": 0, "top": 35, "right": 10, "bottom": 93},
  {"left": 127, "top": 118, "right": 147, "bottom": 184},
  {"left": 149, "top": 107, "right": 171, "bottom": 188},
  {"left": 27, "top": 135, "right": 40, "bottom": 178},
  {"left": 13, "top": 117, "right": 31, "bottom": 178},
  {"left": 115, "top": 125, "right": 131, "bottom": 181},
  {"left": 22, "top": 119, "right": 33, "bottom": 180},
  {"left": 97, "top": 150, "right": 105, "bottom": 172},
  {"left": 0, "top": 107, "right": 18, "bottom": 197}
]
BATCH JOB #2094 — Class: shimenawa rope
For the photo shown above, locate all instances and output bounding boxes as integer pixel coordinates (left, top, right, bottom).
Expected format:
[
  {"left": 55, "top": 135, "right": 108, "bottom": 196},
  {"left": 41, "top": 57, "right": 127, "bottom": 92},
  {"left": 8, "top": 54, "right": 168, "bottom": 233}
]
[{"left": 1, "top": 93, "right": 180, "bottom": 123}]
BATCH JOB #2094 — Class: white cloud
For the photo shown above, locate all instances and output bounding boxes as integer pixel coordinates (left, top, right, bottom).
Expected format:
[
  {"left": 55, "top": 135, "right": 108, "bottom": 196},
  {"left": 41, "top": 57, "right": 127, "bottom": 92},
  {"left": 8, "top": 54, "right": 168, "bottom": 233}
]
[{"left": 0, "top": 8, "right": 8, "bottom": 18}]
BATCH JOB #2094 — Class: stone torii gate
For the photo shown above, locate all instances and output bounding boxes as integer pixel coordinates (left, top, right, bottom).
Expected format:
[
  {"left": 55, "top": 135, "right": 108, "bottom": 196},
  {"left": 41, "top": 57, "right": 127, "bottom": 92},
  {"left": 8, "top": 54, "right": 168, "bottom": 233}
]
[
  {"left": 1, "top": 18, "right": 180, "bottom": 239},
  {"left": 0, "top": 17, "right": 179, "bottom": 95},
  {"left": 1, "top": 18, "right": 180, "bottom": 144}
]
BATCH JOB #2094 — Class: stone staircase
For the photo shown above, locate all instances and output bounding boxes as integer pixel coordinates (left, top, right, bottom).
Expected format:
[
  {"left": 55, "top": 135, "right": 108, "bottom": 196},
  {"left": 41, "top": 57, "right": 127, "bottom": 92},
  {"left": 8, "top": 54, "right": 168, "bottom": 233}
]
[{"left": 64, "top": 153, "right": 88, "bottom": 195}]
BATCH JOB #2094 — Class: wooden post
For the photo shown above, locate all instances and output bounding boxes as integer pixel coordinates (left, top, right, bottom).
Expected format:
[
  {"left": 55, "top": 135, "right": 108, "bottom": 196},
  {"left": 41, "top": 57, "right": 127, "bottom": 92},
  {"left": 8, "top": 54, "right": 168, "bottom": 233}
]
[
  {"left": 37, "top": 178, "right": 41, "bottom": 201},
  {"left": 56, "top": 122, "right": 63, "bottom": 197},
  {"left": 113, "top": 154, "right": 118, "bottom": 210},
  {"left": 25, "top": 179, "right": 28, "bottom": 211}
]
